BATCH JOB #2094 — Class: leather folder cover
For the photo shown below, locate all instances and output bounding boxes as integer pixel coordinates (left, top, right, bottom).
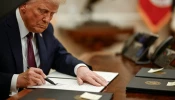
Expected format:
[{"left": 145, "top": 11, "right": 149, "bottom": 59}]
[
  {"left": 20, "top": 89, "right": 113, "bottom": 100},
  {"left": 126, "top": 77, "right": 175, "bottom": 95},
  {"left": 136, "top": 68, "right": 175, "bottom": 80}
]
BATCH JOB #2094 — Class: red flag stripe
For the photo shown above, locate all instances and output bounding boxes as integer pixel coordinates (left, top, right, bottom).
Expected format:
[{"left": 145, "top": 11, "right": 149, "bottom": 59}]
[{"left": 138, "top": 0, "right": 172, "bottom": 33}]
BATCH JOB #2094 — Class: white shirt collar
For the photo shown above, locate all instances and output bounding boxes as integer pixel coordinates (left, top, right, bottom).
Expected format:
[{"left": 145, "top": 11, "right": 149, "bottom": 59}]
[{"left": 16, "top": 8, "right": 30, "bottom": 39}]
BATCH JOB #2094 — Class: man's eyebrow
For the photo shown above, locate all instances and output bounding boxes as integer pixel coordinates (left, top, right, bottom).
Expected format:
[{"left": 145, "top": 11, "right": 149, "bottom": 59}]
[{"left": 39, "top": 7, "right": 58, "bottom": 13}]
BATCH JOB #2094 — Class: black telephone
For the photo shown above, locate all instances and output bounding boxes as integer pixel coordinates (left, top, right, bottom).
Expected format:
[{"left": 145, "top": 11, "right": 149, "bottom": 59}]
[
  {"left": 121, "top": 33, "right": 158, "bottom": 64},
  {"left": 151, "top": 36, "right": 175, "bottom": 69}
]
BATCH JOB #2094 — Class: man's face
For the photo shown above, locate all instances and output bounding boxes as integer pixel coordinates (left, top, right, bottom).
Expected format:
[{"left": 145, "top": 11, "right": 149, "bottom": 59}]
[{"left": 20, "top": 0, "right": 59, "bottom": 33}]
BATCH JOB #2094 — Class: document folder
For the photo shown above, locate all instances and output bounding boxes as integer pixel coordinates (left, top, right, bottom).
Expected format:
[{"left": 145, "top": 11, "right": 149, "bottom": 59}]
[
  {"left": 136, "top": 68, "right": 175, "bottom": 80},
  {"left": 28, "top": 71, "right": 118, "bottom": 92},
  {"left": 20, "top": 89, "right": 113, "bottom": 100},
  {"left": 126, "top": 77, "right": 175, "bottom": 95}
]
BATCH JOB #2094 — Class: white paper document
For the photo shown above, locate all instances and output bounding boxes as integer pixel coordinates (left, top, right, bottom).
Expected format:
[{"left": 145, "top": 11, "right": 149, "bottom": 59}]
[
  {"left": 148, "top": 68, "right": 164, "bottom": 73},
  {"left": 167, "top": 81, "right": 175, "bottom": 86},
  {"left": 28, "top": 71, "right": 118, "bottom": 92},
  {"left": 80, "top": 92, "right": 102, "bottom": 100}
]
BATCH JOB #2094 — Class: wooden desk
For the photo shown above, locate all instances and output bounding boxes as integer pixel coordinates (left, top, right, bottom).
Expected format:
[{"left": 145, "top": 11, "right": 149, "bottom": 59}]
[{"left": 8, "top": 54, "right": 175, "bottom": 100}]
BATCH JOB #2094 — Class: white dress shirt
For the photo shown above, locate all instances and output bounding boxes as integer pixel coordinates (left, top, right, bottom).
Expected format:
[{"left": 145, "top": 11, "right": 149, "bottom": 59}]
[{"left": 10, "top": 8, "right": 87, "bottom": 96}]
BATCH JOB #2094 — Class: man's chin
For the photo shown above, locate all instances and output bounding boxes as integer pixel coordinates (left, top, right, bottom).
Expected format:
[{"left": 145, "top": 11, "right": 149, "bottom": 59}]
[{"left": 33, "top": 28, "right": 46, "bottom": 33}]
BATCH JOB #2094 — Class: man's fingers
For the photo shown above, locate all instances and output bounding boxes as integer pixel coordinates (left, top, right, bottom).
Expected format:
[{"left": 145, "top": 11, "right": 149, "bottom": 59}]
[
  {"left": 32, "top": 68, "right": 46, "bottom": 78},
  {"left": 17, "top": 68, "right": 46, "bottom": 88},
  {"left": 28, "top": 79, "right": 38, "bottom": 86},
  {"left": 77, "top": 77, "right": 84, "bottom": 85},
  {"left": 30, "top": 76, "right": 44, "bottom": 85},
  {"left": 32, "top": 73, "right": 45, "bottom": 84},
  {"left": 85, "top": 77, "right": 101, "bottom": 86},
  {"left": 93, "top": 76, "right": 107, "bottom": 86},
  {"left": 27, "top": 68, "right": 46, "bottom": 85},
  {"left": 94, "top": 74, "right": 108, "bottom": 86}
]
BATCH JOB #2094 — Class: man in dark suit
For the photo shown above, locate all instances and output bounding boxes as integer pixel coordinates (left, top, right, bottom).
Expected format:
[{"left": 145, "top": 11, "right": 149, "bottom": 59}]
[{"left": 0, "top": 0, "right": 107, "bottom": 99}]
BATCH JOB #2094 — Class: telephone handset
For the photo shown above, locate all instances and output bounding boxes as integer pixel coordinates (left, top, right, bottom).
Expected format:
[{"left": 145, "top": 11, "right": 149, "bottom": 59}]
[
  {"left": 121, "top": 33, "right": 158, "bottom": 64},
  {"left": 151, "top": 36, "right": 174, "bottom": 61},
  {"left": 151, "top": 36, "right": 175, "bottom": 69},
  {"left": 121, "top": 33, "right": 137, "bottom": 54}
]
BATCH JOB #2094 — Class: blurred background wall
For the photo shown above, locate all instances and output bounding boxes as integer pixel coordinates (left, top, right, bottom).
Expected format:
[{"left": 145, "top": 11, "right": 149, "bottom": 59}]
[{"left": 50, "top": 0, "right": 174, "bottom": 58}]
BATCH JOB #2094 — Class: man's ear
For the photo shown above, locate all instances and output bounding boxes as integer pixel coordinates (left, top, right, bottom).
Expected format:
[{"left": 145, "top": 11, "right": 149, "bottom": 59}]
[{"left": 19, "top": 3, "right": 27, "bottom": 13}]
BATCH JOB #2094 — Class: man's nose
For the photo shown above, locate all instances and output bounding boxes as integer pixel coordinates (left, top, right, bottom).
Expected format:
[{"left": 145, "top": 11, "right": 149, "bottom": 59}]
[{"left": 42, "top": 15, "right": 51, "bottom": 23}]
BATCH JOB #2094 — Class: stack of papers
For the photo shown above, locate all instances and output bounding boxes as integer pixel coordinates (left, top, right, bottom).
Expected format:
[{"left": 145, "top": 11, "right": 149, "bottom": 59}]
[{"left": 28, "top": 71, "right": 118, "bottom": 92}]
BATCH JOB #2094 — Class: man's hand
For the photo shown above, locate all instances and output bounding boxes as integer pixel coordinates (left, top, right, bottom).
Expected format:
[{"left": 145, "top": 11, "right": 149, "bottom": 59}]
[
  {"left": 76, "top": 66, "right": 108, "bottom": 86},
  {"left": 17, "top": 67, "right": 46, "bottom": 88}
]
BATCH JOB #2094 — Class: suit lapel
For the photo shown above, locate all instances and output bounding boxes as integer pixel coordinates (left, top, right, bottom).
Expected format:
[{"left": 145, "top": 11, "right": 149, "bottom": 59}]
[
  {"left": 6, "top": 13, "right": 23, "bottom": 73},
  {"left": 36, "top": 34, "right": 48, "bottom": 73}
]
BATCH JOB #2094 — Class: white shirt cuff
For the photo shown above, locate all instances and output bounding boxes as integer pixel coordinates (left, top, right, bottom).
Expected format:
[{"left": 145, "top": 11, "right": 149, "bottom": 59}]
[
  {"left": 10, "top": 74, "right": 19, "bottom": 96},
  {"left": 74, "top": 63, "right": 88, "bottom": 75}
]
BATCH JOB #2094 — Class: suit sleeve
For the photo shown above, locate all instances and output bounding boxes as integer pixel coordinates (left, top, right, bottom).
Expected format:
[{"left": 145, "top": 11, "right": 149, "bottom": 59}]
[
  {"left": 0, "top": 15, "right": 17, "bottom": 99},
  {"left": 0, "top": 73, "right": 13, "bottom": 99},
  {"left": 48, "top": 25, "right": 92, "bottom": 76}
]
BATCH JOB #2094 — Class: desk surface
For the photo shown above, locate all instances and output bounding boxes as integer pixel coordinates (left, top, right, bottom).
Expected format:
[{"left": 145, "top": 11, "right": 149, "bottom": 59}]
[{"left": 8, "top": 54, "right": 175, "bottom": 100}]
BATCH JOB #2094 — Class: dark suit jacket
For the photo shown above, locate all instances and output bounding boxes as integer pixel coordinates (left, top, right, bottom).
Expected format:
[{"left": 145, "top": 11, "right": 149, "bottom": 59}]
[{"left": 0, "top": 12, "right": 91, "bottom": 99}]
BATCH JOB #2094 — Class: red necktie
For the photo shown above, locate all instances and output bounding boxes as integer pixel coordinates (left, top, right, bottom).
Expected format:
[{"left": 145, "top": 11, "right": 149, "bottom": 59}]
[{"left": 27, "top": 32, "right": 36, "bottom": 67}]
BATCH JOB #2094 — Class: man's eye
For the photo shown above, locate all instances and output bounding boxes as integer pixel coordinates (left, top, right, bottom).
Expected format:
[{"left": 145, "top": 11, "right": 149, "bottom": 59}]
[
  {"left": 40, "top": 10, "right": 45, "bottom": 14},
  {"left": 39, "top": 9, "right": 47, "bottom": 14}
]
